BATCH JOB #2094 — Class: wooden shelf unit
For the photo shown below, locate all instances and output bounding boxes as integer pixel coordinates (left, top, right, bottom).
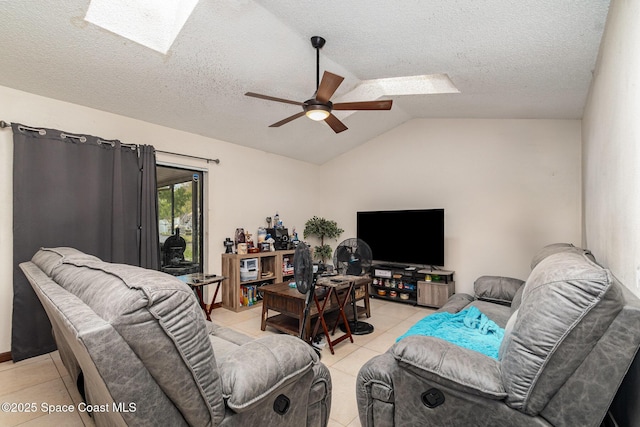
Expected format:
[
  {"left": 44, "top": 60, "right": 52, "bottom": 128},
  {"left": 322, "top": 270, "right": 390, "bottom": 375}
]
[{"left": 221, "top": 250, "right": 295, "bottom": 312}]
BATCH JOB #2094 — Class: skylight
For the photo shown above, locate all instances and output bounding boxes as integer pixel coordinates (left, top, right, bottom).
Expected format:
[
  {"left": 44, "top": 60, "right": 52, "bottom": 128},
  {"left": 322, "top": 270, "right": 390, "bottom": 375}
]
[
  {"left": 354, "top": 74, "right": 460, "bottom": 98},
  {"left": 333, "top": 74, "right": 459, "bottom": 119},
  {"left": 85, "top": 0, "right": 199, "bottom": 54}
]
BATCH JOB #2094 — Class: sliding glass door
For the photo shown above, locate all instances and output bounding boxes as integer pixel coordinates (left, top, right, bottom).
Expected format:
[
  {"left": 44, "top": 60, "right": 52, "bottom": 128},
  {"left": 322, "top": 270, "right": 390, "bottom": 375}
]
[{"left": 157, "top": 165, "right": 204, "bottom": 275}]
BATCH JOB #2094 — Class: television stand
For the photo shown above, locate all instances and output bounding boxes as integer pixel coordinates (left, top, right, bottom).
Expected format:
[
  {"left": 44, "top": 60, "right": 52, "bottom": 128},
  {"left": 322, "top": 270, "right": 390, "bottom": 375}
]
[
  {"left": 370, "top": 264, "right": 455, "bottom": 308},
  {"left": 377, "top": 263, "right": 409, "bottom": 269}
]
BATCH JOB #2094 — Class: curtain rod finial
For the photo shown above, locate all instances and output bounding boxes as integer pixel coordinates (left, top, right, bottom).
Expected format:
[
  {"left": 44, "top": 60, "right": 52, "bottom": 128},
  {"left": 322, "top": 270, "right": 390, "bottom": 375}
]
[{"left": 0, "top": 120, "right": 11, "bottom": 129}]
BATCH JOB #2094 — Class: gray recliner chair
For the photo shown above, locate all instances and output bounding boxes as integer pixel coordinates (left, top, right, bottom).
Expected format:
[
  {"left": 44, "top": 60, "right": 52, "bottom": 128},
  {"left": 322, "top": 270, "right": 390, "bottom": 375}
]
[
  {"left": 356, "top": 245, "right": 640, "bottom": 426},
  {"left": 20, "top": 247, "right": 332, "bottom": 427}
]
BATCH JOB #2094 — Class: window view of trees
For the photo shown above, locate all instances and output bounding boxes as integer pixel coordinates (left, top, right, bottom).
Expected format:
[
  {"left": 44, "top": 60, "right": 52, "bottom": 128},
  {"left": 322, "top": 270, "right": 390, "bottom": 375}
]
[{"left": 158, "top": 181, "right": 194, "bottom": 261}]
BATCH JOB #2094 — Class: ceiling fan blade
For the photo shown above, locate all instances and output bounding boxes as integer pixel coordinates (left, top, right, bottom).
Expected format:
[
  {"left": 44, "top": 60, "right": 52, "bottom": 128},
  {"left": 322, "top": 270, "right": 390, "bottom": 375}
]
[
  {"left": 316, "top": 71, "right": 344, "bottom": 103},
  {"left": 245, "top": 92, "right": 304, "bottom": 106},
  {"left": 333, "top": 100, "right": 393, "bottom": 110},
  {"left": 269, "top": 111, "right": 306, "bottom": 127},
  {"left": 325, "top": 114, "right": 348, "bottom": 133}
]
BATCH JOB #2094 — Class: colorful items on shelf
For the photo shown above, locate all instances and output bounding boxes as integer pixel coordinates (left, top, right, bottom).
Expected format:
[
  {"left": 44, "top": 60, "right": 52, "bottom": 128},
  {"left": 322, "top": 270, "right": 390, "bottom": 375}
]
[
  {"left": 241, "top": 284, "right": 266, "bottom": 306},
  {"left": 282, "top": 256, "right": 294, "bottom": 275},
  {"left": 372, "top": 277, "right": 416, "bottom": 291}
]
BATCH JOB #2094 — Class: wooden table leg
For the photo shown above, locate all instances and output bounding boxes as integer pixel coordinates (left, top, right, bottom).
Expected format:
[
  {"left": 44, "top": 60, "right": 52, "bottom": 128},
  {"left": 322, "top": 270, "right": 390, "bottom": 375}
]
[
  {"left": 203, "top": 282, "right": 222, "bottom": 321},
  {"left": 261, "top": 295, "right": 268, "bottom": 331},
  {"left": 312, "top": 290, "right": 336, "bottom": 354},
  {"left": 363, "top": 283, "right": 371, "bottom": 317},
  {"left": 329, "top": 283, "right": 354, "bottom": 343}
]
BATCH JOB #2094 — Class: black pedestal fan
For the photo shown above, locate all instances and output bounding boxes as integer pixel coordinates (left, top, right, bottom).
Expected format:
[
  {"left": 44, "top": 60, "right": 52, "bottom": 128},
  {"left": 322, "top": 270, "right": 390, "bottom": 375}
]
[
  {"left": 293, "top": 242, "right": 322, "bottom": 354},
  {"left": 334, "top": 238, "right": 375, "bottom": 335}
]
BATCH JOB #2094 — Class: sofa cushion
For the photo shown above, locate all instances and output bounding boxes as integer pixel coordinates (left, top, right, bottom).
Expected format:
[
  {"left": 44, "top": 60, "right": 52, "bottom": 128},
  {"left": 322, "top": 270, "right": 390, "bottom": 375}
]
[
  {"left": 500, "top": 251, "right": 623, "bottom": 415},
  {"left": 219, "top": 335, "right": 319, "bottom": 412},
  {"left": 474, "top": 276, "right": 525, "bottom": 306},
  {"left": 32, "top": 247, "right": 226, "bottom": 426},
  {"left": 207, "top": 322, "right": 254, "bottom": 363},
  {"left": 468, "top": 300, "right": 512, "bottom": 329}
]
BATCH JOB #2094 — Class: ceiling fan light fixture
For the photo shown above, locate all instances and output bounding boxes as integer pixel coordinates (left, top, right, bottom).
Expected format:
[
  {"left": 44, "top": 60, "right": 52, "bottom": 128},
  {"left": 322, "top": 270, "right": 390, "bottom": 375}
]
[{"left": 304, "top": 104, "right": 331, "bottom": 121}]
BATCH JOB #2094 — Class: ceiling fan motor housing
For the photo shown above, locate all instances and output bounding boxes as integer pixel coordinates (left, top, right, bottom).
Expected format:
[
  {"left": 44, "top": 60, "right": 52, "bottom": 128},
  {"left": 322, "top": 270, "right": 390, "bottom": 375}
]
[
  {"left": 310, "top": 36, "right": 326, "bottom": 49},
  {"left": 304, "top": 99, "right": 332, "bottom": 120}
]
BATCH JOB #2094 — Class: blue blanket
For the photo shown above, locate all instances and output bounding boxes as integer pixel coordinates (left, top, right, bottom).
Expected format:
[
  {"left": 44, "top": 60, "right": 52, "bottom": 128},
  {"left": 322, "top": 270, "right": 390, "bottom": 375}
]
[{"left": 396, "top": 306, "right": 505, "bottom": 359}]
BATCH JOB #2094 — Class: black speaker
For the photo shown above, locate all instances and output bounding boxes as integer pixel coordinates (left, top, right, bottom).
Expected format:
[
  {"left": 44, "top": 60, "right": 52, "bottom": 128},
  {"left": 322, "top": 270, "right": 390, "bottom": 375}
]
[{"left": 267, "top": 228, "right": 290, "bottom": 250}]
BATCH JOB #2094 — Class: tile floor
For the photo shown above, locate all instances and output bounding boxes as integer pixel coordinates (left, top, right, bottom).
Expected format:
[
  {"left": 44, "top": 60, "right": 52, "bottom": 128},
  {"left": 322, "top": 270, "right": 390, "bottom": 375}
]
[{"left": 0, "top": 297, "right": 434, "bottom": 427}]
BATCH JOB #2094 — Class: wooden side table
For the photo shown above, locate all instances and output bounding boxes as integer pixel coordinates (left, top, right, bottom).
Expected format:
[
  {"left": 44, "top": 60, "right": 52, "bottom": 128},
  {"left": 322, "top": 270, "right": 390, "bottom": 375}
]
[
  {"left": 312, "top": 277, "right": 357, "bottom": 354},
  {"left": 178, "top": 273, "right": 225, "bottom": 321}
]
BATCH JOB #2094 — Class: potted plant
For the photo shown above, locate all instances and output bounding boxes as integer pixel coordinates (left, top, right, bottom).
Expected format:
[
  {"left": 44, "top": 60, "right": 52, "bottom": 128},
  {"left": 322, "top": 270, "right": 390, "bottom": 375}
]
[{"left": 303, "top": 216, "right": 344, "bottom": 264}]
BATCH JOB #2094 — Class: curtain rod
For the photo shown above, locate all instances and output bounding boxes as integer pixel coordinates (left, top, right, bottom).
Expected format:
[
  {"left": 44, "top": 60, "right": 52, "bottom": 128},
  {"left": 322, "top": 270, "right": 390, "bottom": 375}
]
[
  {"left": 1, "top": 120, "right": 220, "bottom": 164},
  {"left": 155, "top": 150, "right": 220, "bottom": 164}
]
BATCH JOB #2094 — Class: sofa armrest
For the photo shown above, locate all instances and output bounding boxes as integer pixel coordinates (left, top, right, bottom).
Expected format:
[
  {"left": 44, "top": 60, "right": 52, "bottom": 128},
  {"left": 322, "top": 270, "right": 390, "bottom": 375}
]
[
  {"left": 219, "top": 335, "right": 319, "bottom": 413},
  {"left": 474, "top": 276, "right": 525, "bottom": 306},
  {"left": 391, "top": 336, "right": 506, "bottom": 400}
]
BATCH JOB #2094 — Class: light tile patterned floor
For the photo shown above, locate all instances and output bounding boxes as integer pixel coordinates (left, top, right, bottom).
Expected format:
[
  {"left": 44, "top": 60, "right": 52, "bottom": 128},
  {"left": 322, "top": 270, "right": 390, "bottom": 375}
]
[{"left": 0, "top": 298, "right": 434, "bottom": 427}]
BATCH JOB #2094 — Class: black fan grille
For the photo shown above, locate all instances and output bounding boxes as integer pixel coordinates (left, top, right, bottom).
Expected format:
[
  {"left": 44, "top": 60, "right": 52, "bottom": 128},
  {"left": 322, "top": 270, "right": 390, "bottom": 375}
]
[
  {"left": 333, "top": 238, "right": 372, "bottom": 276},
  {"left": 293, "top": 243, "right": 314, "bottom": 294}
]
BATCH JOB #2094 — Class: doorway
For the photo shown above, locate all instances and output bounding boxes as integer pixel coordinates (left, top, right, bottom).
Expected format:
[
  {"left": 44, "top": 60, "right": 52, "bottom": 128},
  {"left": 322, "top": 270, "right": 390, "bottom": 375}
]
[{"left": 157, "top": 165, "right": 204, "bottom": 275}]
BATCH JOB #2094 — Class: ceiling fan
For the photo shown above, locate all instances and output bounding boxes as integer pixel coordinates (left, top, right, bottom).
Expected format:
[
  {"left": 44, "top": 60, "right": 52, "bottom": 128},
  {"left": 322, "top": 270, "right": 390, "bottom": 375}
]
[{"left": 245, "top": 36, "right": 393, "bottom": 134}]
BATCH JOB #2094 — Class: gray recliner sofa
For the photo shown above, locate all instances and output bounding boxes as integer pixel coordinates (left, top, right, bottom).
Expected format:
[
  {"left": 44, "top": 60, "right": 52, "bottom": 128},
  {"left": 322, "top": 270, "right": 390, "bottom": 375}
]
[
  {"left": 356, "top": 244, "right": 640, "bottom": 426},
  {"left": 20, "top": 247, "right": 332, "bottom": 427}
]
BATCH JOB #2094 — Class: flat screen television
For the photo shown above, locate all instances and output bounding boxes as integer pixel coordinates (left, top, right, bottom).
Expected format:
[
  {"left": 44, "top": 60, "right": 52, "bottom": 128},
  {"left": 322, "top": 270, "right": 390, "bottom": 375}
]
[{"left": 357, "top": 209, "right": 444, "bottom": 267}]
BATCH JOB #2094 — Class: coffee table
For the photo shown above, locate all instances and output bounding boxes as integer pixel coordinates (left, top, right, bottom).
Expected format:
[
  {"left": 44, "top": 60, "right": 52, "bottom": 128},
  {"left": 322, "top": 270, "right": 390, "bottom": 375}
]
[{"left": 260, "top": 277, "right": 371, "bottom": 345}]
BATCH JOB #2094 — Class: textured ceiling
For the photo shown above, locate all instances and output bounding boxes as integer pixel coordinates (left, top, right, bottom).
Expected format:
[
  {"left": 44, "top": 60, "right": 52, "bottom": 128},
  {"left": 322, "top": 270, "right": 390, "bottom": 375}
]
[{"left": 0, "top": 1, "right": 610, "bottom": 164}]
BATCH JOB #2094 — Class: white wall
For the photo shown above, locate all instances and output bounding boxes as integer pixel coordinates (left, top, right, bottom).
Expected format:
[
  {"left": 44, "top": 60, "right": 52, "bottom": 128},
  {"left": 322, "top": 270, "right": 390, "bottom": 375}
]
[
  {"left": 0, "top": 85, "right": 321, "bottom": 354},
  {"left": 320, "top": 119, "right": 582, "bottom": 293},
  {"left": 582, "top": 0, "right": 640, "bottom": 296},
  {"left": 0, "top": 86, "right": 585, "bottom": 356}
]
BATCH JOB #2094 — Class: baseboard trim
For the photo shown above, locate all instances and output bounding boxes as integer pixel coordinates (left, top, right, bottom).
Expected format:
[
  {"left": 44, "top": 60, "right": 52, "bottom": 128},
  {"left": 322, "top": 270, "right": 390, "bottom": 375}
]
[{"left": 0, "top": 352, "right": 12, "bottom": 363}]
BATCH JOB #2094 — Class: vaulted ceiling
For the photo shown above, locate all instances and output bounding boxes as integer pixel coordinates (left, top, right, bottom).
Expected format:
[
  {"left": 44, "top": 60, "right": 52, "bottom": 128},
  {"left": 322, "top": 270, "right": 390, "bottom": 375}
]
[{"left": 0, "top": 1, "right": 610, "bottom": 164}]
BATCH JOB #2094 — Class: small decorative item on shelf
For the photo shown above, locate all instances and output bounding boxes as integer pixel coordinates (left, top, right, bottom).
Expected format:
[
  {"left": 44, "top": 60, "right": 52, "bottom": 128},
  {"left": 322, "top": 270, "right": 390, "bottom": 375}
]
[
  {"left": 390, "top": 290, "right": 398, "bottom": 298},
  {"left": 377, "top": 289, "right": 387, "bottom": 296},
  {"left": 234, "top": 228, "right": 245, "bottom": 251},
  {"left": 290, "top": 227, "right": 300, "bottom": 247},
  {"left": 400, "top": 293, "right": 410, "bottom": 300},
  {"left": 266, "top": 237, "right": 275, "bottom": 252},
  {"left": 223, "top": 238, "right": 234, "bottom": 253},
  {"left": 245, "top": 230, "right": 254, "bottom": 249},
  {"left": 257, "top": 227, "right": 267, "bottom": 243},
  {"left": 237, "top": 243, "right": 248, "bottom": 255}
]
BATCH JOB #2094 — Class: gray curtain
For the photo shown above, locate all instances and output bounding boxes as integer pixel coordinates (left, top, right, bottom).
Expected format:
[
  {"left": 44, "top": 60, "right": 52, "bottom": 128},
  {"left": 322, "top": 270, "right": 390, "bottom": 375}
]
[
  {"left": 11, "top": 123, "right": 159, "bottom": 361},
  {"left": 138, "top": 145, "right": 161, "bottom": 270}
]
